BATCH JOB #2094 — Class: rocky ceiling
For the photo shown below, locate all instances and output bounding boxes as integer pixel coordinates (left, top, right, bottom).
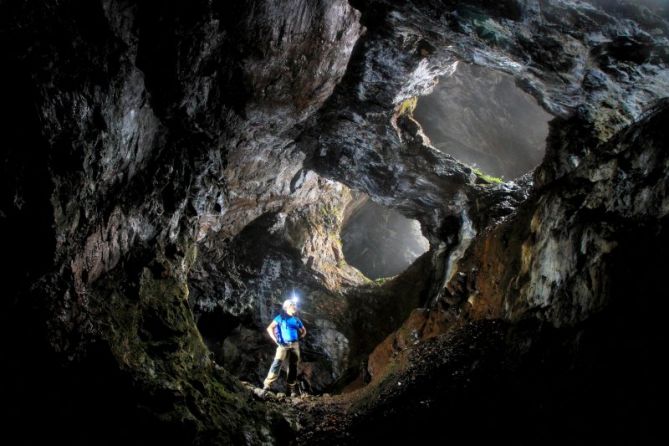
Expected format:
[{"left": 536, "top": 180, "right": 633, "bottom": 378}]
[{"left": 1, "top": 0, "right": 667, "bottom": 444}]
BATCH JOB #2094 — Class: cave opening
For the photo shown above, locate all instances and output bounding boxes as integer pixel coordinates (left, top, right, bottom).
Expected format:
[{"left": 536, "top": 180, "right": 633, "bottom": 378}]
[
  {"left": 2, "top": 0, "right": 666, "bottom": 443},
  {"left": 190, "top": 63, "right": 556, "bottom": 399},
  {"left": 414, "top": 63, "right": 553, "bottom": 180},
  {"left": 188, "top": 62, "right": 557, "bottom": 407},
  {"left": 340, "top": 192, "right": 429, "bottom": 280},
  {"left": 188, "top": 176, "right": 435, "bottom": 398}
]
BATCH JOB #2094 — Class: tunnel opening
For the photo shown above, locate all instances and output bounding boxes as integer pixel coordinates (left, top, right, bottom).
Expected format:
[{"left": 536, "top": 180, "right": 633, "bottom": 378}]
[
  {"left": 189, "top": 179, "right": 434, "bottom": 397},
  {"left": 414, "top": 63, "right": 552, "bottom": 180},
  {"left": 340, "top": 192, "right": 429, "bottom": 280},
  {"left": 189, "top": 63, "right": 554, "bottom": 400}
]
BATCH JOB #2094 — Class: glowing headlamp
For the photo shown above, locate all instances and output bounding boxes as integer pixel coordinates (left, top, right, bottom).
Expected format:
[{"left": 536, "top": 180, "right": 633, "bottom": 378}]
[{"left": 282, "top": 289, "right": 300, "bottom": 311}]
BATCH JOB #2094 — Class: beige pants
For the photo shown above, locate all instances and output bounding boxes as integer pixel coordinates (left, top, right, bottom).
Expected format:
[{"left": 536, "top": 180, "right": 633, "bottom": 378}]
[{"left": 263, "top": 342, "right": 300, "bottom": 389}]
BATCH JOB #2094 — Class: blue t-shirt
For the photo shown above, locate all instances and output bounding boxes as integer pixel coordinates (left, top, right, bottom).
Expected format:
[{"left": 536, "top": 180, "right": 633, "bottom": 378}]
[{"left": 274, "top": 314, "right": 304, "bottom": 343}]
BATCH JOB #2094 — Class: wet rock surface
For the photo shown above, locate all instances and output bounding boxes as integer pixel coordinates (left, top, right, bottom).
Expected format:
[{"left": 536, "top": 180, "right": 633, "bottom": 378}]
[
  {"left": 1, "top": 0, "right": 667, "bottom": 444},
  {"left": 450, "top": 99, "right": 669, "bottom": 326},
  {"left": 343, "top": 99, "right": 667, "bottom": 444}
]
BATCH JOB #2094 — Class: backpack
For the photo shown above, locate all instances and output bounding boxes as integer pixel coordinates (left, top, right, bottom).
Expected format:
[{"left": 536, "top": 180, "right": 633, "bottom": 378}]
[{"left": 274, "top": 314, "right": 286, "bottom": 345}]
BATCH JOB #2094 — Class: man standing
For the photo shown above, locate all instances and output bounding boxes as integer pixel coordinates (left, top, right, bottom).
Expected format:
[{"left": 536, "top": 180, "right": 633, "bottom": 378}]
[{"left": 260, "top": 298, "right": 306, "bottom": 397}]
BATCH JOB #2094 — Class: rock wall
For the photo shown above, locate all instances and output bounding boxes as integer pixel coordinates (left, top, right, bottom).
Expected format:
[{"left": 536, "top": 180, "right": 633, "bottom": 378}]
[
  {"left": 1, "top": 0, "right": 363, "bottom": 443},
  {"left": 1, "top": 0, "right": 667, "bottom": 444}
]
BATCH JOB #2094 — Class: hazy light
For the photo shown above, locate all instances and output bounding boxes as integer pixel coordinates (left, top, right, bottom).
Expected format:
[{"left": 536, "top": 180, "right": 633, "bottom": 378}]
[
  {"left": 413, "top": 63, "right": 552, "bottom": 180},
  {"left": 341, "top": 195, "right": 429, "bottom": 279}
]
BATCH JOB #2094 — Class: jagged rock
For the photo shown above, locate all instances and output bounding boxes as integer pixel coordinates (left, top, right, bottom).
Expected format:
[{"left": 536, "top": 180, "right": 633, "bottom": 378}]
[
  {"left": 1, "top": 0, "right": 667, "bottom": 444},
  {"left": 459, "top": 98, "right": 669, "bottom": 325}
]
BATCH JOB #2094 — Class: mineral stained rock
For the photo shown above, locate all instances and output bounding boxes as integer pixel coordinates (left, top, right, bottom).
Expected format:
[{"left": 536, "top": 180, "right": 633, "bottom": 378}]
[{"left": 1, "top": 0, "right": 667, "bottom": 444}]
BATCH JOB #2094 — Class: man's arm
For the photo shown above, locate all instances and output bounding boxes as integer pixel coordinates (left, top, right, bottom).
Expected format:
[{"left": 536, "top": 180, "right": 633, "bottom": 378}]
[
  {"left": 266, "top": 321, "right": 279, "bottom": 345},
  {"left": 299, "top": 326, "right": 306, "bottom": 339}
]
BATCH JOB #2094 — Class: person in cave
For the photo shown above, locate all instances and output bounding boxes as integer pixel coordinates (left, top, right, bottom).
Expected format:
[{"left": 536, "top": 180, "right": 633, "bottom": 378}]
[{"left": 258, "top": 298, "right": 306, "bottom": 398}]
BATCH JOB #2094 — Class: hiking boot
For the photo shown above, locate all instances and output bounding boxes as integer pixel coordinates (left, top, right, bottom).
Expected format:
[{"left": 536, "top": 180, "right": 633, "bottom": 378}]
[
  {"left": 254, "top": 387, "right": 270, "bottom": 399},
  {"left": 288, "top": 386, "right": 299, "bottom": 398}
]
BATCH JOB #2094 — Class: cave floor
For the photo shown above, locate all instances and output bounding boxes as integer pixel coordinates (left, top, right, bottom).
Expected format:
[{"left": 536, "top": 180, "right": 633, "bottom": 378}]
[
  {"left": 241, "top": 314, "right": 648, "bottom": 444},
  {"left": 243, "top": 319, "right": 507, "bottom": 444}
]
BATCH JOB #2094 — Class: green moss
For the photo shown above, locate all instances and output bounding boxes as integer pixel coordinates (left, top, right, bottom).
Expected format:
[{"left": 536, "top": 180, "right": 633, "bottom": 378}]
[
  {"left": 397, "top": 97, "right": 418, "bottom": 116},
  {"left": 88, "top": 242, "right": 286, "bottom": 444},
  {"left": 374, "top": 276, "right": 393, "bottom": 285},
  {"left": 472, "top": 167, "right": 504, "bottom": 184},
  {"left": 319, "top": 202, "right": 344, "bottom": 233},
  {"left": 362, "top": 276, "right": 375, "bottom": 285}
]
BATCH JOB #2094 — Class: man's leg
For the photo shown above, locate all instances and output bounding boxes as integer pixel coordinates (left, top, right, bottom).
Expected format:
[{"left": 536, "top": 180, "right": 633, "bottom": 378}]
[
  {"left": 263, "top": 345, "right": 287, "bottom": 390},
  {"left": 287, "top": 344, "right": 301, "bottom": 396}
]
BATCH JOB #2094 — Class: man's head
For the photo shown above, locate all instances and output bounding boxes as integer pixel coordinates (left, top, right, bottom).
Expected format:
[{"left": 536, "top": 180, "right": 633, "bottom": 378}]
[{"left": 282, "top": 298, "right": 298, "bottom": 316}]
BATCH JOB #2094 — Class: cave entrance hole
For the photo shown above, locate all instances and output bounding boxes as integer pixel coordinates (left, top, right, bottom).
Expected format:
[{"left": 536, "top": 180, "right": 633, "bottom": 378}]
[
  {"left": 414, "top": 63, "right": 552, "bottom": 180},
  {"left": 341, "top": 192, "right": 429, "bottom": 280}
]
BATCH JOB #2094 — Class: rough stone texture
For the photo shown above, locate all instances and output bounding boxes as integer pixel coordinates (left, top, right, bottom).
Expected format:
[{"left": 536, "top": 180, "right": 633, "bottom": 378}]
[
  {"left": 366, "top": 98, "right": 669, "bottom": 385},
  {"left": 300, "top": 0, "right": 667, "bottom": 441},
  {"left": 189, "top": 180, "right": 434, "bottom": 394},
  {"left": 308, "top": 0, "right": 669, "bottom": 213},
  {"left": 1, "top": 0, "right": 667, "bottom": 444},
  {"left": 458, "top": 99, "right": 669, "bottom": 326},
  {"left": 1, "top": 0, "right": 362, "bottom": 443},
  {"left": 189, "top": 179, "right": 368, "bottom": 394}
]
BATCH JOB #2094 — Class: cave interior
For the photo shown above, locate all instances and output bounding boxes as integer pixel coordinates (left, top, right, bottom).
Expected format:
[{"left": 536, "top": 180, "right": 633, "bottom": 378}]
[{"left": 1, "top": 0, "right": 667, "bottom": 444}]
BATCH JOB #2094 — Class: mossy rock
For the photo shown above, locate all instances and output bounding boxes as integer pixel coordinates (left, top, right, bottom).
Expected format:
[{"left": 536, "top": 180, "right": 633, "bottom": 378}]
[
  {"left": 397, "top": 97, "right": 418, "bottom": 117},
  {"left": 471, "top": 167, "right": 504, "bottom": 184}
]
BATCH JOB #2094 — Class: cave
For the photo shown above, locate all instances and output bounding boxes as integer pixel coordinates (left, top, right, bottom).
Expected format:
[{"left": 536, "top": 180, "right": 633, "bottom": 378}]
[{"left": 1, "top": 1, "right": 667, "bottom": 445}]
